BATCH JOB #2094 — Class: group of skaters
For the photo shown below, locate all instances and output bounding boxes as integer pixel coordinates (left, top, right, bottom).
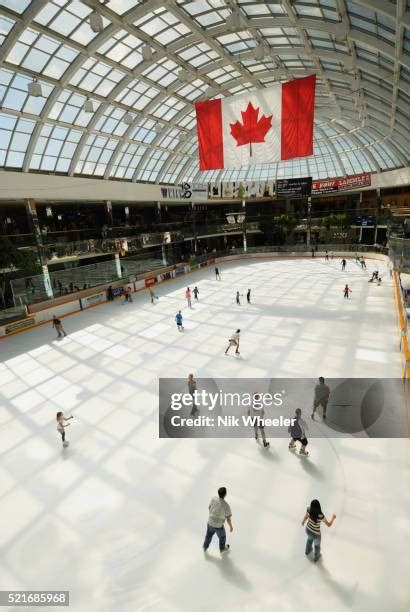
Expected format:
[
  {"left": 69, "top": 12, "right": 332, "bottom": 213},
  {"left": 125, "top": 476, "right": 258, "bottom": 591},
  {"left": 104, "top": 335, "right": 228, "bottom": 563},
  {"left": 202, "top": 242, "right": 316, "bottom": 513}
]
[{"left": 203, "top": 486, "right": 336, "bottom": 562}]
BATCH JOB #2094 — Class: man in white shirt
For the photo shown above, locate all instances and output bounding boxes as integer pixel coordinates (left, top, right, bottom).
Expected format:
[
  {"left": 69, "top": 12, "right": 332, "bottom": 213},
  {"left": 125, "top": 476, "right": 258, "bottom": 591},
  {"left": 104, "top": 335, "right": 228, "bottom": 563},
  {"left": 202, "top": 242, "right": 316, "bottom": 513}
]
[
  {"left": 225, "top": 329, "right": 240, "bottom": 355},
  {"left": 203, "top": 487, "right": 233, "bottom": 555}
]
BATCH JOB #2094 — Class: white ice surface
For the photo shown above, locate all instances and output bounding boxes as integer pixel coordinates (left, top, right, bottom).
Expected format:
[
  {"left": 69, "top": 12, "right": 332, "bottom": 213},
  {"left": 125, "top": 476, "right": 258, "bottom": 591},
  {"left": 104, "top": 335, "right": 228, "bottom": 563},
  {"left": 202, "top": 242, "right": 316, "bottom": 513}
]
[{"left": 0, "top": 257, "right": 409, "bottom": 612}]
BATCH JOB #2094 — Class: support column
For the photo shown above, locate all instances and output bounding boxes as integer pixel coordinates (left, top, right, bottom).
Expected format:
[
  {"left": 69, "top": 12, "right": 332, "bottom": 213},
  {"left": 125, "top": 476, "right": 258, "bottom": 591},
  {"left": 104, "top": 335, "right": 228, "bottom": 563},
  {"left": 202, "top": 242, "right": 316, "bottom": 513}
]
[
  {"left": 306, "top": 197, "right": 312, "bottom": 247},
  {"left": 114, "top": 253, "right": 122, "bottom": 279},
  {"left": 25, "top": 198, "right": 53, "bottom": 298},
  {"left": 242, "top": 199, "right": 247, "bottom": 252},
  {"left": 161, "top": 244, "right": 167, "bottom": 266}
]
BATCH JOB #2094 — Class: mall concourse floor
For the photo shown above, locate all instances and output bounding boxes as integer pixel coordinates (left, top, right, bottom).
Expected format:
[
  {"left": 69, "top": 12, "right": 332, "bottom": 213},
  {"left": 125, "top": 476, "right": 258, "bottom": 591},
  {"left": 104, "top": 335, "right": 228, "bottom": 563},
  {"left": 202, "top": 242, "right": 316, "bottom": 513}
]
[{"left": 0, "top": 257, "right": 409, "bottom": 612}]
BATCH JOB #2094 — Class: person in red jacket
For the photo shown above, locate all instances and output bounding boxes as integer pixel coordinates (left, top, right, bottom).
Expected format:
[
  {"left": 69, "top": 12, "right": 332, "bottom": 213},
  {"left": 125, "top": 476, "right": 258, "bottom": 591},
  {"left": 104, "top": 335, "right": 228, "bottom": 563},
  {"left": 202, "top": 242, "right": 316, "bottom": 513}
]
[{"left": 343, "top": 284, "right": 351, "bottom": 299}]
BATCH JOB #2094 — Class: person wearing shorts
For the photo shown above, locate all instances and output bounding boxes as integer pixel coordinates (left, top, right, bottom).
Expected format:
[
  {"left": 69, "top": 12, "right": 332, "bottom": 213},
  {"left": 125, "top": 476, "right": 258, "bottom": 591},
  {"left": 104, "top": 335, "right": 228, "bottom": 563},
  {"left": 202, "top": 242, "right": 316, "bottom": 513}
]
[
  {"left": 288, "top": 408, "right": 309, "bottom": 455},
  {"left": 225, "top": 329, "right": 240, "bottom": 355},
  {"left": 175, "top": 310, "right": 184, "bottom": 331},
  {"left": 312, "top": 377, "right": 330, "bottom": 420},
  {"left": 52, "top": 315, "right": 66, "bottom": 338}
]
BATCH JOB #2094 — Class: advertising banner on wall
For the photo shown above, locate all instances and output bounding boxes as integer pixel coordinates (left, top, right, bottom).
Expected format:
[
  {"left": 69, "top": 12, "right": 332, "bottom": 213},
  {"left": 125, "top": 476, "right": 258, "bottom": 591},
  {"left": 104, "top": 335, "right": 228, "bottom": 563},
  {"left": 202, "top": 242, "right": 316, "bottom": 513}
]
[
  {"left": 80, "top": 292, "right": 106, "bottom": 310},
  {"left": 160, "top": 184, "right": 207, "bottom": 200},
  {"left": 207, "top": 180, "right": 276, "bottom": 199},
  {"left": 312, "top": 173, "right": 371, "bottom": 194},
  {"left": 4, "top": 317, "right": 36, "bottom": 335},
  {"left": 276, "top": 177, "right": 312, "bottom": 198}
]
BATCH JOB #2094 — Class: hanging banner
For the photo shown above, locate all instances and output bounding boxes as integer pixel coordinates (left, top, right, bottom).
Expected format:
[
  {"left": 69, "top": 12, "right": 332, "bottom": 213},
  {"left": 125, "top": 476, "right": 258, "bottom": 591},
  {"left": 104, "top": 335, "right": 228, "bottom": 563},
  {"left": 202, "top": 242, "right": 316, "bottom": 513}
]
[
  {"left": 276, "top": 177, "right": 312, "bottom": 198},
  {"left": 312, "top": 173, "right": 371, "bottom": 194}
]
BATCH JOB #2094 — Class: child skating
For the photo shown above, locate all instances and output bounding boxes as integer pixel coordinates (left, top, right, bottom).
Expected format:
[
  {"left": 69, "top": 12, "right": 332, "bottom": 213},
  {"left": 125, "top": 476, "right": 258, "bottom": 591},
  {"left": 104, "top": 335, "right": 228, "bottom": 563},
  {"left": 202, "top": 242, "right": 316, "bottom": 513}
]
[
  {"left": 186, "top": 287, "right": 192, "bottom": 308},
  {"left": 343, "top": 284, "right": 351, "bottom": 299},
  {"left": 225, "top": 329, "right": 240, "bottom": 355},
  {"left": 246, "top": 289, "right": 251, "bottom": 304},
  {"left": 175, "top": 310, "right": 184, "bottom": 331},
  {"left": 236, "top": 291, "right": 241, "bottom": 305},
  {"left": 56, "top": 411, "right": 73, "bottom": 447},
  {"left": 288, "top": 408, "right": 309, "bottom": 455},
  {"left": 215, "top": 267, "right": 221, "bottom": 280},
  {"left": 341, "top": 258, "right": 347, "bottom": 271},
  {"left": 193, "top": 286, "right": 199, "bottom": 301},
  {"left": 302, "top": 500, "right": 336, "bottom": 562}
]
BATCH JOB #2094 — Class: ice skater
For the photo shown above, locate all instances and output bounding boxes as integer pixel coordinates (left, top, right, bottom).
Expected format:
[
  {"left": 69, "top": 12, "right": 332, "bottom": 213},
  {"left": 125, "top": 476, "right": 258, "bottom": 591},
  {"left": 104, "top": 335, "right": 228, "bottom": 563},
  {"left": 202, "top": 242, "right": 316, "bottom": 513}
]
[
  {"left": 193, "top": 286, "right": 199, "bottom": 301},
  {"left": 125, "top": 286, "right": 133, "bottom": 302},
  {"left": 248, "top": 393, "right": 269, "bottom": 447},
  {"left": 246, "top": 289, "right": 251, "bottom": 304},
  {"left": 302, "top": 499, "right": 336, "bottom": 562},
  {"left": 56, "top": 411, "right": 73, "bottom": 447},
  {"left": 369, "top": 271, "right": 379, "bottom": 282},
  {"left": 236, "top": 291, "right": 241, "bottom": 305},
  {"left": 341, "top": 258, "right": 347, "bottom": 271},
  {"left": 225, "top": 329, "right": 240, "bottom": 355},
  {"left": 149, "top": 286, "right": 159, "bottom": 303},
  {"left": 288, "top": 408, "right": 309, "bottom": 455},
  {"left": 175, "top": 310, "right": 184, "bottom": 331},
  {"left": 360, "top": 256, "right": 366, "bottom": 269},
  {"left": 188, "top": 373, "right": 198, "bottom": 416},
  {"left": 343, "top": 284, "right": 351, "bottom": 299},
  {"left": 186, "top": 287, "right": 192, "bottom": 308},
  {"left": 311, "top": 377, "right": 330, "bottom": 420},
  {"left": 325, "top": 251, "right": 329, "bottom": 261},
  {"left": 215, "top": 267, "right": 221, "bottom": 280},
  {"left": 311, "top": 248, "right": 315, "bottom": 258},
  {"left": 203, "top": 487, "right": 232, "bottom": 556},
  {"left": 52, "top": 315, "right": 66, "bottom": 338}
]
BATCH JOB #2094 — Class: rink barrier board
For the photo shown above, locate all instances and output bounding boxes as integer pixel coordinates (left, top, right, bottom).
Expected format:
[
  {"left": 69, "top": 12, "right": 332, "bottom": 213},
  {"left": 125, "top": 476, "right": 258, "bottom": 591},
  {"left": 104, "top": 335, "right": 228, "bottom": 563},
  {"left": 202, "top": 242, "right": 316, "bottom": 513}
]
[{"left": 0, "top": 252, "right": 392, "bottom": 339}]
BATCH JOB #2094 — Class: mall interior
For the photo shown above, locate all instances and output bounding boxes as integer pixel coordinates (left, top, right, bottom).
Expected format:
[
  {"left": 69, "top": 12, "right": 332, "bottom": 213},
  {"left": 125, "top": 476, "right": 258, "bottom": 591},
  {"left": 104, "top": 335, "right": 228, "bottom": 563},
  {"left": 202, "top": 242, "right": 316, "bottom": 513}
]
[{"left": 0, "top": 1, "right": 409, "bottom": 611}]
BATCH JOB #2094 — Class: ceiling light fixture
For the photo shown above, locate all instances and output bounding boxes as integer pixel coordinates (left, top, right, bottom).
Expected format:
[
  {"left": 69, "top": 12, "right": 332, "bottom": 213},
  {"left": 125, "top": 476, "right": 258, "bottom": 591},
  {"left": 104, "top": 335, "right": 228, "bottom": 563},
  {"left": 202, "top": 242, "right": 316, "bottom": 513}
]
[
  {"left": 27, "top": 80, "right": 43, "bottom": 97},
  {"left": 82, "top": 98, "right": 94, "bottom": 113},
  {"left": 123, "top": 113, "right": 134, "bottom": 125},
  {"left": 89, "top": 11, "right": 104, "bottom": 33}
]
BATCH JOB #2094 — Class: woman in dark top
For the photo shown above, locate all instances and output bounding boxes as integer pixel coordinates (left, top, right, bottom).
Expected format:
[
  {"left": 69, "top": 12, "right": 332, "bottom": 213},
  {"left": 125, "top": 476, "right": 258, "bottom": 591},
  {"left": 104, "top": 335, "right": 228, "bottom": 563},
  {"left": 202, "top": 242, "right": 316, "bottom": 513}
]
[{"left": 302, "top": 499, "right": 336, "bottom": 562}]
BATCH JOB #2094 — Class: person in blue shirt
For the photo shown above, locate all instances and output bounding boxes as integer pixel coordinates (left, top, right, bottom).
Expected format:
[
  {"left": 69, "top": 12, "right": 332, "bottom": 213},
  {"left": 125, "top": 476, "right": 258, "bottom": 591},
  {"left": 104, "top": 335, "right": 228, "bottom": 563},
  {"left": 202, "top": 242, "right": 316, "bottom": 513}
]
[{"left": 175, "top": 310, "right": 184, "bottom": 331}]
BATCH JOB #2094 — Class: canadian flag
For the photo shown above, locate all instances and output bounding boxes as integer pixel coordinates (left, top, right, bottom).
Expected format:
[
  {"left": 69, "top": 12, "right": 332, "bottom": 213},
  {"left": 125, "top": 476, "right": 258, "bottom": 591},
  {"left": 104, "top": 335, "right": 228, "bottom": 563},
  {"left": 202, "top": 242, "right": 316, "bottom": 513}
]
[{"left": 195, "top": 75, "right": 316, "bottom": 171}]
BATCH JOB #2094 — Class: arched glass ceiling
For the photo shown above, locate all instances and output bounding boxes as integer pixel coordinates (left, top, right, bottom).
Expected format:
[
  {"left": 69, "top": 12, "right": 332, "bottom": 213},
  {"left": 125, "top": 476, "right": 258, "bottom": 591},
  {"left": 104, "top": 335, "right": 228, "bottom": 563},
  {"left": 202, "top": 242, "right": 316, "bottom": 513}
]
[{"left": 0, "top": 0, "right": 408, "bottom": 185}]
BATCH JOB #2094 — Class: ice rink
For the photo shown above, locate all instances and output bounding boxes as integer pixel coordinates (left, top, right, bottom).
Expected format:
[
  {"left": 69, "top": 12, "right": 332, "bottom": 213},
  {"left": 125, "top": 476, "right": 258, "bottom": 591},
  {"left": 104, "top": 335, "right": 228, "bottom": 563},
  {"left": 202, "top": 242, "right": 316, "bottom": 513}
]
[{"left": 0, "top": 256, "right": 409, "bottom": 612}]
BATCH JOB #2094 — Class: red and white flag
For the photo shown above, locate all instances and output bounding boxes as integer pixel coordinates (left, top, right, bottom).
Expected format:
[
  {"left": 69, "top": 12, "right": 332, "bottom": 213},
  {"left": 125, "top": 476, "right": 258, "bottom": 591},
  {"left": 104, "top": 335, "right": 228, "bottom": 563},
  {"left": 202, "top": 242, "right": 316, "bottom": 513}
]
[{"left": 195, "top": 75, "right": 316, "bottom": 171}]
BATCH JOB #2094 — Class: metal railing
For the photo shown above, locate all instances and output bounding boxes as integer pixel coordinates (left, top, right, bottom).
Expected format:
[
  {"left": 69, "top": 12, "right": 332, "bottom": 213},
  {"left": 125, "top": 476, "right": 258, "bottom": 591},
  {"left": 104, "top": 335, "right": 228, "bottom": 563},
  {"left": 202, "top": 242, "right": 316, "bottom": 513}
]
[{"left": 7, "top": 243, "right": 389, "bottom": 310}]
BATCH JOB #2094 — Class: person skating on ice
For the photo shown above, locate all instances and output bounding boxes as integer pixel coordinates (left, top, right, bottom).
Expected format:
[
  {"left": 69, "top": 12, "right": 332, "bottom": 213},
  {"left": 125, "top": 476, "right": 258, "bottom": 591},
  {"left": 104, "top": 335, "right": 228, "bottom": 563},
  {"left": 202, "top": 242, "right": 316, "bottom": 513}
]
[
  {"left": 186, "top": 287, "right": 192, "bottom": 308},
  {"left": 52, "top": 315, "right": 67, "bottom": 338},
  {"left": 325, "top": 251, "right": 329, "bottom": 261},
  {"left": 215, "top": 267, "right": 221, "bottom": 280},
  {"left": 193, "top": 286, "right": 199, "bottom": 301},
  {"left": 341, "top": 258, "right": 347, "bottom": 271},
  {"left": 56, "top": 411, "right": 73, "bottom": 447},
  {"left": 246, "top": 289, "right": 251, "bottom": 304},
  {"left": 311, "top": 377, "right": 330, "bottom": 420},
  {"left": 302, "top": 499, "right": 336, "bottom": 562},
  {"left": 288, "top": 408, "right": 309, "bottom": 455},
  {"left": 248, "top": 393, "right": 269, "bottom": 447},
  {"left": 188, "top": 373, "right": 198, "bottom": 416},
  {"left": 225, "top": 329, "right": 240, "bottom": 355},
  {"left": 360, "top": 256, "right": 366, "bottom": 269},
  {"left": 343, "top": 284, "right": 351, "bottom": 299},
  {"left": 203, "top": 487, "right": 232, "bottom": 555},
  {"left": 236, "top": 291, "right": 241, "bottom": 305},
  {"left": 175, "top": 310, "right": 184, "bottom": 331}
]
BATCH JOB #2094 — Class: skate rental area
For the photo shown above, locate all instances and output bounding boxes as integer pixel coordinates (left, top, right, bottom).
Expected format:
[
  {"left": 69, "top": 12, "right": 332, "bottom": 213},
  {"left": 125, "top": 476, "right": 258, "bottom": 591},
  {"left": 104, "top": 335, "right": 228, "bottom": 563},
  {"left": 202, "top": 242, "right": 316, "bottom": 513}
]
[{"left": 0, "top": 1, "right": 410, "bottom": 611}]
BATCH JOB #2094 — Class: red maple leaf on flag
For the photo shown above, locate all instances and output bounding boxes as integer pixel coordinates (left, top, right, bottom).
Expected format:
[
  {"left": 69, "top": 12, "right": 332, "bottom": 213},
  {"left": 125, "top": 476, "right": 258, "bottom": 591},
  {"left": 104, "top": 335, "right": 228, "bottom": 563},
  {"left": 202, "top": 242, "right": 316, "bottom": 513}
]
[{"left": 230, "top": 102, "right": 272, "bottom": 157}]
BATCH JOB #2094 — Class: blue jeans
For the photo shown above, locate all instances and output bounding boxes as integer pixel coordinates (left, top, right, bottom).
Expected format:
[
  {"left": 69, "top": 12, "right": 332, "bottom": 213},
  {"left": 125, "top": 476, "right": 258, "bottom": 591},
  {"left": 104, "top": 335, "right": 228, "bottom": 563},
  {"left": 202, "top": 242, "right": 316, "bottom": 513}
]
[
  {"left": 305, "top": 527, "right": 321, "bottom": 561},
  {"left": 203, "top": 523, "right": 226, "bottom": 551}
]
